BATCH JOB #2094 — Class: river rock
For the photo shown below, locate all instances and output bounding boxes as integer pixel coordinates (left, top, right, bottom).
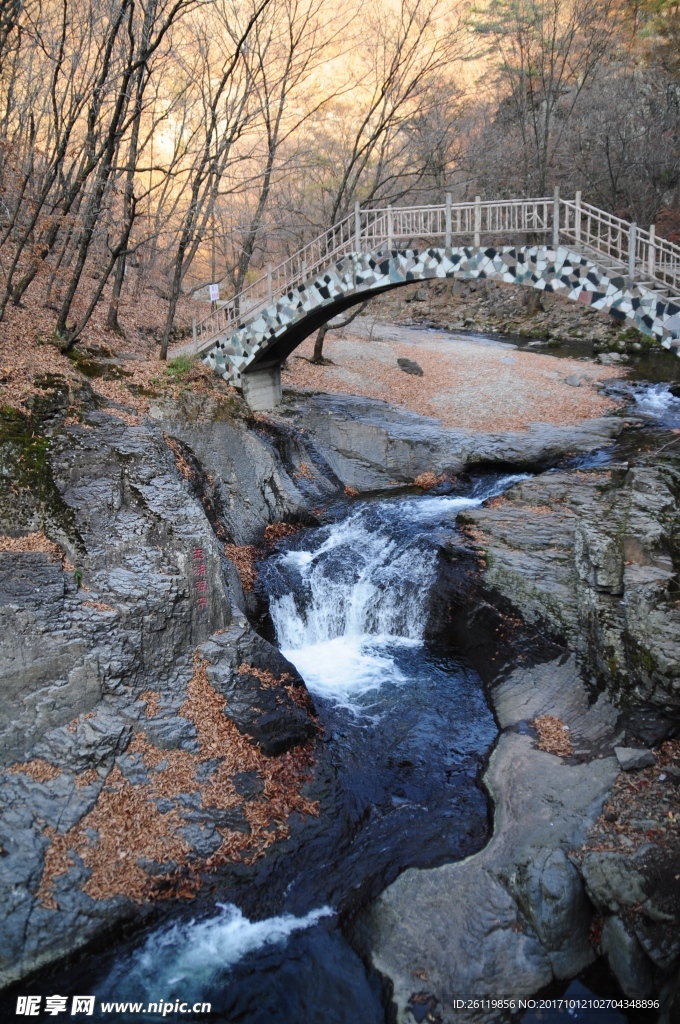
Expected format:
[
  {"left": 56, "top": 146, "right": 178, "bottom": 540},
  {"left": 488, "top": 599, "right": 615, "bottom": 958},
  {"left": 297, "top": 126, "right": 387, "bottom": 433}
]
[
  {"left": 0, "top": 412, "right": 232, "bottom": 765},
  {"left": 583, "top": 844, "right": 680, "bottom": 974},
  {"left": 199, "top": 623, "right": 317, "bottom": 755},
  {"left": 459, "top": 465, "right": 680, "bottom": 710},
  {"left": 397, "top": 357, "right": 424, "bottom": 376},
  {"left": 565, "top": 374, "right": 581, "bottom": 386},
  {"left": 148, "top": 390, "right": 341, "bottom": 547},
  {"left": 581, "top": 850, "right": 649, "bottom": 912},
  {"left": 0, "top": 392, "right": 325, "bottom": 988},
  {"left": 614, "top": 746, "right": 656, "bottom": 770}
]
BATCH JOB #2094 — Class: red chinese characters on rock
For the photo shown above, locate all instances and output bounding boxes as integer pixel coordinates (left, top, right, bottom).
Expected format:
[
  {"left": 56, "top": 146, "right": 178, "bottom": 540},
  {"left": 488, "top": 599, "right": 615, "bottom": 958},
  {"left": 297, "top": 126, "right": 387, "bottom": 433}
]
[{"left": 192, "top": 547, "right": 209, "bottom": 610}]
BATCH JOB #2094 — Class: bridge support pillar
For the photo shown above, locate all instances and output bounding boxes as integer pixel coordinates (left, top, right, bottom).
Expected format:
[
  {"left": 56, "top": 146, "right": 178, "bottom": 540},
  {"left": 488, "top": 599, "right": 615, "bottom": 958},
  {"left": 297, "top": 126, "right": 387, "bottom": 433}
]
[{"left": 241, "top": 364, "right": 282, "bottom": 410}]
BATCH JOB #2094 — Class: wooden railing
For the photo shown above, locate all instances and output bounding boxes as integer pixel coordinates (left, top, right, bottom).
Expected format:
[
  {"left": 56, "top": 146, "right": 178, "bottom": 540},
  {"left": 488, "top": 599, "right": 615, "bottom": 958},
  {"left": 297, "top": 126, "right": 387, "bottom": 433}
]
[
  {"left": 185, "top": 192, "right": 680, "bottom": 356},
  {"left": 560, "top": 193, "right": 680, "bottom": 296}
]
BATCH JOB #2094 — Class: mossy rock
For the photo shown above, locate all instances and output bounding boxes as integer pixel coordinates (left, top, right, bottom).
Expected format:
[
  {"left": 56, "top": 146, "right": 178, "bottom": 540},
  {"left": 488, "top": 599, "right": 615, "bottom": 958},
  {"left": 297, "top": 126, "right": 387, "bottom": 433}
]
[
  {"left": 0, "top": 403, "right": 81, "bottom": 548},
  {"left": 68, "top": 349, "right": 132, "bottom": 380},
  {"left": 617, "top": 326, "right": 653, "bottom": 350}
]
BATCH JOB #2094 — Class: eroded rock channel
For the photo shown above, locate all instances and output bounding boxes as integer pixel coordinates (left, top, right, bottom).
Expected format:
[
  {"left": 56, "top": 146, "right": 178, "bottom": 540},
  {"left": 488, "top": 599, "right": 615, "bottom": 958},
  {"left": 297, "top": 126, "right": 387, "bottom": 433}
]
[{"left": 1, "top": 358, "right": 679, "bottom": 1023}]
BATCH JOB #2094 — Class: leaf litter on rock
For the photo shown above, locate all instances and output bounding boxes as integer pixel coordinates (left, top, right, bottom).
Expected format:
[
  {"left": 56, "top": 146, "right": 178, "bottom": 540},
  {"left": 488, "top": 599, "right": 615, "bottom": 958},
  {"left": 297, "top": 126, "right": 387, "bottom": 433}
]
[{"left": 34, "top": 654, "right": 318, "bottom": 907}]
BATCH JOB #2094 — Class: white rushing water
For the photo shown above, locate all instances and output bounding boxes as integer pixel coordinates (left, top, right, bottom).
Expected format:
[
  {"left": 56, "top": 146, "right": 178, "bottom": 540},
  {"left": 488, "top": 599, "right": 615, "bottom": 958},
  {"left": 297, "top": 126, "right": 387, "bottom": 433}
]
[
  {"left": 269, "top": 475, "right": 529, "bottom": 710},
  {"left": 103, "top": 904, "right": 334, "bottom": 998},
  {"left": 630, "top": 382, "right": 680, "bottom": 428}
]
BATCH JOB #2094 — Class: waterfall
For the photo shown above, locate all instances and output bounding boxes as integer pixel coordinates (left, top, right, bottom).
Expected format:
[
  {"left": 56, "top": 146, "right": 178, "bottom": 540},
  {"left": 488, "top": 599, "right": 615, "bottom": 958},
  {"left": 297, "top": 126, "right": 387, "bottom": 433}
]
[{"left": 267, "top": 475, "right": 529, "bottom": 710}]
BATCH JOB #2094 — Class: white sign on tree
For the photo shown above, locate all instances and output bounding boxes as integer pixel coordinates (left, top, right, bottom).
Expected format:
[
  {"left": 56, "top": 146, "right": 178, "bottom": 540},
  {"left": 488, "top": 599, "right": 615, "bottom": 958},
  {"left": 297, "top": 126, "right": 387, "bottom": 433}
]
[{"left": 209, "top": 283, "right": 220, "bottom": 302}]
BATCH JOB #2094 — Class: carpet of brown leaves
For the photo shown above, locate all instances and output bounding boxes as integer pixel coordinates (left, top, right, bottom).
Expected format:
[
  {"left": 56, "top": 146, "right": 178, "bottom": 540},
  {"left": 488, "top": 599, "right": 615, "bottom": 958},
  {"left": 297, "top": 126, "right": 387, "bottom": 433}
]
[
  {"left": 286, "top": 328, "right": 623, "bottom": 433},
  {"left": 8, "top": 759, "right": 63, "bottom": 782},
  {"left": 414, "top": 471, "right": 450, "bottom": 489},
  {"left": 164, "top": 434, "right": 194, "bottom": 481},
  {"left": 263, "top": 523, "right": 302, "bottom": 546},
  {"left": 75, "top": 769, "right": 99, "bottom": 787},
  {"left": 35, "top": 654, "right": 318, "bottom": 908},
  {"left": 531, "top": 714, "right": 574, "bottom": 758},
  {"left": 237, "top": 663, "right": 292, "bottom": 688},
  {"left": 0, "top": 273, "right": 242, "bottom": 422},
  {"left": 81, "top": 600, "right": 115, "bottom": 613},
  {"left": 140, "top": 691, "right": 161, "bottom": 717},
  {"left": 224, "top": 544, "right": 258, "bottom": 591}
]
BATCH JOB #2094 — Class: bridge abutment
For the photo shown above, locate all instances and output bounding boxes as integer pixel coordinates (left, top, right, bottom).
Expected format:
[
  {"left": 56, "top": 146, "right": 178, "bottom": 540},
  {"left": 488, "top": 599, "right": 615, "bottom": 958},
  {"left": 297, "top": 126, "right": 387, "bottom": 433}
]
[{"left": 241, "top": 364, "right": 282, "bottom": 410}]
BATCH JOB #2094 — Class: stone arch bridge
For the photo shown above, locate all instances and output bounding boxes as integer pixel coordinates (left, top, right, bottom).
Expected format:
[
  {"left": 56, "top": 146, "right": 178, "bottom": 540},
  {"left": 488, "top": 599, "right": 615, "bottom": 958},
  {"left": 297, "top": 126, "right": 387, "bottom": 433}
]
[{"left": 171, "top": 193, "right": 680, "bottom": 410}]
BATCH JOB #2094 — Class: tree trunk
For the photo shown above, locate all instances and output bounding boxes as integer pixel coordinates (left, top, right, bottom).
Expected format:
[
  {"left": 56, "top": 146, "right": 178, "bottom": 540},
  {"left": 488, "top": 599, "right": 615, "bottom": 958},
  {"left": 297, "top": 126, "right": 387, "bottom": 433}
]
[
  {"left": 107, "top": 254, "right": 126, "bottom": 332},
  {"left": 309, "top": 299, "right": 371, "bottom": 363},
  {"left": 524, "top": 287, "right": 541, "bottom": 316},
  {"left": 311, "top": 324, "right": 329, "bottom": 363}
]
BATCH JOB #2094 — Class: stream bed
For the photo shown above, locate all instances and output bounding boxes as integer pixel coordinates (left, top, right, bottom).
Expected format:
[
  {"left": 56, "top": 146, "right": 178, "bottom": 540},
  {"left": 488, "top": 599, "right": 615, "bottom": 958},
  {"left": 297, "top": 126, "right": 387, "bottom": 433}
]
[{"left": 5, "top": 367, "right": 679, "bottom": 1024}]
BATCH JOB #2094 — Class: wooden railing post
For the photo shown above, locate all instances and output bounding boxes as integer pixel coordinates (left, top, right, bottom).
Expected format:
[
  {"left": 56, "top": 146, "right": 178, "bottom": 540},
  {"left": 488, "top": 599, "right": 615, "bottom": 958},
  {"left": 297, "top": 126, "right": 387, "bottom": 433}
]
[
  {"left": 445, "top": 193, "right": 452, "bottom": 248},
  {"left": 474, "top": 196, "right": 481, "bottom": 247},
  {"left": 648, "top": 224, "right": 656, "bottom": 278},
  {"left": 192, "top": 318, "right": 197, "bottom": 352},
  {"left": 628, "top": 224, "right": 637, "bottom": 280},
  {"left": 552, "top": 186, "right": 560, "bottom": 248},
  {"left": 267, "top": 264, "right": 273, "bottom": 303},
  {"left": 574, "top": 190, "right": 582, "bottom": 244},
  {"left": 354, "top": 200, "right": 361, "bottom": 249},
  {"left": 387, "top": 205, "right": 393, "bottom": 250}
]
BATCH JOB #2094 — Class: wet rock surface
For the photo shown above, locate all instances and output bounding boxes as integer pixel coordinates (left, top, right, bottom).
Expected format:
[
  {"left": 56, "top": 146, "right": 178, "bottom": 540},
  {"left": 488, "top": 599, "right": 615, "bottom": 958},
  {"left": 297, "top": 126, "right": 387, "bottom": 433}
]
[
  {"left": 458, "top": 461, "right": 680, "bottom": 711},
  {"left": 353, "top": 659, "right": 620, "bottom": 1021},
  {"left": 199, "top": 624, "right": 317, "bottom": 756}
]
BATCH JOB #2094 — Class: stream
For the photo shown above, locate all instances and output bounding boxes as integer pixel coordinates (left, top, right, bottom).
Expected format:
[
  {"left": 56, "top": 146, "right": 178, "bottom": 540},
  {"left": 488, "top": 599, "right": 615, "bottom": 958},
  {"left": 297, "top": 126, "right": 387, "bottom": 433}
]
[
  {"left": 94, "top": 474, "right": 530, "bottom": 1022},
  {"left": 6, "top": 352, "right": 680, "bottom": 1023}
]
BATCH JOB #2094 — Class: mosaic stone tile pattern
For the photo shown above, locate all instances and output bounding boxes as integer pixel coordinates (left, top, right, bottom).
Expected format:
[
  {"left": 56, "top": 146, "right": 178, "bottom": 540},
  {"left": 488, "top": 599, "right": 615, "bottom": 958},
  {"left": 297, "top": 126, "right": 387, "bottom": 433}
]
[{"left": 203, "top": 245, "right": 680, "bottom": 384}]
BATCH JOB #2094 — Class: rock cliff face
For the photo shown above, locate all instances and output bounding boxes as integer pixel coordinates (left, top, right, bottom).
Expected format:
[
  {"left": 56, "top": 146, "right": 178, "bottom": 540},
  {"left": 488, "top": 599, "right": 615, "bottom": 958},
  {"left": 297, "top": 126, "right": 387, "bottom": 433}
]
[
  {"left": 459, "top": 462, "right": 680, "bottom": 711},
  {"left": 0, "top": 385, "right": 336, "bottom": 988}
]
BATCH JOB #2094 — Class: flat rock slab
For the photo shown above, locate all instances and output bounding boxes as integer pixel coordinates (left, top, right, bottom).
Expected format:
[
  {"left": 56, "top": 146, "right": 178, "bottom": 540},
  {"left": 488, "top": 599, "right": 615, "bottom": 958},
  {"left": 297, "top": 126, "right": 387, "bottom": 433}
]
[
  {"left": 494, "top": 654, "right": 619, "bottom": 757},
  {"left": 354, "top": 658, "right": 619, "bottom": 1023},
  {"left": 277, "top": 391, "right": 626, "bottom": 491}
]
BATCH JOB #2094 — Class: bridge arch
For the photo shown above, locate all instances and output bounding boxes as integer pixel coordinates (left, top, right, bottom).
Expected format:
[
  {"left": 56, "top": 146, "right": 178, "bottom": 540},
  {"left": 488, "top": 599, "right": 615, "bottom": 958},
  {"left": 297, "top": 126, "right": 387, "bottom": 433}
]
[{"left": 201, "top": 242, "right": 680, "bottom": 408}]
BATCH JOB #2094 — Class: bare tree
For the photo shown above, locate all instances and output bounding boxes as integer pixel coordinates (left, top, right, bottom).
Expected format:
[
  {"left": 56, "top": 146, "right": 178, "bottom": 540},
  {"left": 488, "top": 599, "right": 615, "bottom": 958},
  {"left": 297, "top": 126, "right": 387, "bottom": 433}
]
[
  {"left": 221, "top": 0, "right": 348, "bottom": 296},
  {"left": 566, "top": 68, "right": 680, "bottom": 226},
  {"left": 159, "top": 0, "right": 276, "bottom": 359},
  {"left": 475, "top": 0, "right": 619, "bottom": 195}
]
